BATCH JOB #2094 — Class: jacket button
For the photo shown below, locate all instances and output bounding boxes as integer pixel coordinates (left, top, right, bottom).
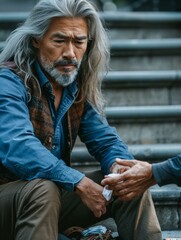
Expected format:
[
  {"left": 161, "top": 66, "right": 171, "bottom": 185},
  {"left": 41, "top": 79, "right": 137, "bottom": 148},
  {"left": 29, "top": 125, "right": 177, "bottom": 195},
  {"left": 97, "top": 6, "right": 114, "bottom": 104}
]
[{"left": 48, "top": 136, "right": 52, "bottom": 143}]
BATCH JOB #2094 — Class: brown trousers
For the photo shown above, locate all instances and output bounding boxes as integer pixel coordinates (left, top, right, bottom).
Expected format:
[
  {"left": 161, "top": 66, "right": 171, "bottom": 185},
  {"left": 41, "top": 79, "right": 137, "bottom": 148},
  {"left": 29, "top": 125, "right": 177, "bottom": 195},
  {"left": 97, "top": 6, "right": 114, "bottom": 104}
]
[{"left": 0, "top": 171, "right": 162, "bottom": 240}]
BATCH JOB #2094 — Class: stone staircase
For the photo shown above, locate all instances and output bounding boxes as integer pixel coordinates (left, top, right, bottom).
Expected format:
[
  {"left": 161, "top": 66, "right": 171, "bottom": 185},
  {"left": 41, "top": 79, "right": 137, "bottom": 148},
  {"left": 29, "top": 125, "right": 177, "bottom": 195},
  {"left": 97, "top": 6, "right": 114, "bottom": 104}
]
[
  {"left": 74, "top": 12, "right": 181, "bottom": 236},
  {"left": 0, "top": 10, "right": 181, "bottom": 238}
]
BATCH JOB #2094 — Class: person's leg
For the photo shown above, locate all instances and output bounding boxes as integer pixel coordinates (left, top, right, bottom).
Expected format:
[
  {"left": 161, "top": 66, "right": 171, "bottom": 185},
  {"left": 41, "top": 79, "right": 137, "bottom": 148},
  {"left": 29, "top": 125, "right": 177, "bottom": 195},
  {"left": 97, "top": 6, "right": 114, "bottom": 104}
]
[
  {"left": 59, "top": 170, "right": 162, "bottom": 240},
  {"left": 112, "top": 190, "right": 162, "bottom": 240},
  {"left": 0, "top": 179, "right": 60, "bottom": 240}
]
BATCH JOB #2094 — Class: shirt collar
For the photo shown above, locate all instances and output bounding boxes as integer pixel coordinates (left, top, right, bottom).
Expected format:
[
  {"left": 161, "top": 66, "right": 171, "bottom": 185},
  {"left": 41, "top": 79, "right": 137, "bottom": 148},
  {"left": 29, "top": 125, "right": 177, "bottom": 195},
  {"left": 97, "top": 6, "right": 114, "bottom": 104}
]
[
  {"left": 34, "top": 61, "right": 49, "bottom": 88},
  {"left": 34, "top": 61, "right": 78, "bottom": 97}
]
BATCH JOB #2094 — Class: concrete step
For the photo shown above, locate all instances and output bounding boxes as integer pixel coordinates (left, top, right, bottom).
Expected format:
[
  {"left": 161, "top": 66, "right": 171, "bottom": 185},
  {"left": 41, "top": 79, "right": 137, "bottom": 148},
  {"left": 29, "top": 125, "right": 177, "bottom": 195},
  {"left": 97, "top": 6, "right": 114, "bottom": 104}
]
[
  {"left": 72, "top": 105, "right": 181, "bottom": 144},
  {"left": 108, "top": 38, "right": 181, "bottom": 70},
  {"left": 103, "top": 70, "right": 181, "bottom": 88},
  {"left": 99, "top": 12, "right": 181, "bottom": 29},
  {"left": 105, "top": 105, "right": 181, "bottom": 122},
  {"left": 0, "top": 1, "right": 37, "bottom": 13},
  {"left": 102, "top": 11, "right": 181, "bottom": 41},
  {"left": 124, "top": 0, "right": 180, "bottom": 12},
  {"left": 103, "top": 70, "right": 181, "bottom": 106},
  {"left": 151, "top": 184, "right": 181, "bottom": 231},
  {"left": 71, "top": 144, "right": 181, "bottom": 168},
  {"left": 110, "top": 55, "right": 181, "bottom": 71},
  {"left": 112, "top": 122, "right": 181, "bottom": 145},
  {"left": 76, "top": 105, "right": 181, "bottom": 144},
  {"left": 104, "top": 106, "right": 181, "bottom": 144},
  {"left": 102, "top": 12, "right": 181, "bottom": 40},
  {"left": 110, "top": 38, "right": 181, "bottom": 56},
  {"left": 103, "top": 87, "right": 181, "bottom": 106},
  {"left": 108, "top": 28, "right": 181, "bottom": 40}
]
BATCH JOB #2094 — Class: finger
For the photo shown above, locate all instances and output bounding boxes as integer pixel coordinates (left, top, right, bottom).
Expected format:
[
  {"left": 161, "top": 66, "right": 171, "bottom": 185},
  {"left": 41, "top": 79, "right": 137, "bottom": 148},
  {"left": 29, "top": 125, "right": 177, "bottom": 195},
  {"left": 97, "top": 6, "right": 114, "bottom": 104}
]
[
  {"left": 115, "top": 179, "right": 143, "bottom": 193},
  {"left": 116, "top": 159, "right": 136, "bottom": 167},
  {"left": 118, "top": 166, "right": 130, "bottom": 173},
  {"left": 101, "top": 173, "right": 127, "bottom": 186},
  {"left": 94, "top": 210, "right": 102, "bottom": 218},
  {"left": 119, "top": 194, "right": 134, "bottom": 201},
  {"left": 115, "top": 181, "right": 146, "bottom": 199},
  {"left": 118, "top": 191, "right": 139, "bottom": 201},
  {"left": 101, "top": 177, "right": 119, "bottom": 186}
]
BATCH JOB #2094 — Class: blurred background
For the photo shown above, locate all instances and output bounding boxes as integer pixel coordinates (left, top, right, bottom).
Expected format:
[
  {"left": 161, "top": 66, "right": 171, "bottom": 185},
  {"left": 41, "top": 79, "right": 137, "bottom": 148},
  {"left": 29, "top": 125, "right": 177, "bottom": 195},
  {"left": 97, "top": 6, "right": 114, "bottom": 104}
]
[
  {"left": 0, "top": 0, "right": 181, "bottom": 12},
  {"left": 92, "top": 0, "right": 181, "bottom": 12}
]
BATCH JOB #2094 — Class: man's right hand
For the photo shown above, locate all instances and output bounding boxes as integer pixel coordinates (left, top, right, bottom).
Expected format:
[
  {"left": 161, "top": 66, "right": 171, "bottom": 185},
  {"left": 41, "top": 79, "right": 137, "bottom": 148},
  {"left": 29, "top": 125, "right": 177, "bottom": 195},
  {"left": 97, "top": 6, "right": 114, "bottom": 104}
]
[{"left": 75, "top": 176, "right": 107, "bottom": 218}]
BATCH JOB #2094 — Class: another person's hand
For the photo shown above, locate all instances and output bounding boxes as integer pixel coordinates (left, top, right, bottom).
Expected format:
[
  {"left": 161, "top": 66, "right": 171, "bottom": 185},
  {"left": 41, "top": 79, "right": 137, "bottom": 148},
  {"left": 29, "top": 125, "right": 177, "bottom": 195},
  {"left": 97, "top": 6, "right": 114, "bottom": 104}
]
[
  {"left": 109, "top": 160, "right": 130, "bottom": 174},
  {"left": 101, "top": 158, "right": 156, "bottom": 201},
  {"left": 75, "top": 176, "right": 108, "bottom": 218}
]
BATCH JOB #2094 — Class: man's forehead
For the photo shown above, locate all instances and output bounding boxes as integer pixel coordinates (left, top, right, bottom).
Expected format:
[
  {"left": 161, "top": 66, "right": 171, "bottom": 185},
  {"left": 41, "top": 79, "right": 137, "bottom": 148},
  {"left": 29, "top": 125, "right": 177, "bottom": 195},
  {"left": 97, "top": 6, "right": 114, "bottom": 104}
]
[
  {"left": 51, "top": 32, "right": 88, "bottom": 39},
  {"left": 49, "top": 17, "right": 87, "bottom": 29},
  {"left": 45, "top": 16, "right": 88, "bottom": 36}
]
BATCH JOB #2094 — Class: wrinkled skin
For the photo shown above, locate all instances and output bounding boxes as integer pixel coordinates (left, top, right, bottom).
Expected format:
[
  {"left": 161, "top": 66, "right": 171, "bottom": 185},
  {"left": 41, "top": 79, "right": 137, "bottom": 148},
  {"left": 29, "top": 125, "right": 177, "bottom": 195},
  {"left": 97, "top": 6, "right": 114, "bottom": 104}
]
[
  {"left": 101, "top": 158, "right": 156, "bottom": 201},
  {"left": 75, "top": 176, "right": 108, "bottom": 218}
]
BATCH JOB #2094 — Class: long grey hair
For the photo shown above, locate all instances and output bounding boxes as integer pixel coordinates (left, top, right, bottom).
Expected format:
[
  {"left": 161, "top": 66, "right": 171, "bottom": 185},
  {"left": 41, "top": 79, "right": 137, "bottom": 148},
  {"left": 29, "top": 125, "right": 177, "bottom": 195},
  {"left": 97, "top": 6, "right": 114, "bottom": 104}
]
[{"left": 0, "top": 0, "right": 110, "bottom": 112}]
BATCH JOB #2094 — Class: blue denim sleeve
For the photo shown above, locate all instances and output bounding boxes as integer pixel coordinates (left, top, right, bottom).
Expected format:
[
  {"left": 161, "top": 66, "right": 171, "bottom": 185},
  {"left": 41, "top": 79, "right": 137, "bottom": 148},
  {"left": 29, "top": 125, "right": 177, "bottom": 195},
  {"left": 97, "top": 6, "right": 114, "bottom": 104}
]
[
  {"left": 0, "top": 69, "right": 84, "bottom": 191},
  {"left": 79, "top": 102, "right": 134, "bottom": 175},
  {"left": 152, "top": 155, "right": 181, "bottom": 186}
]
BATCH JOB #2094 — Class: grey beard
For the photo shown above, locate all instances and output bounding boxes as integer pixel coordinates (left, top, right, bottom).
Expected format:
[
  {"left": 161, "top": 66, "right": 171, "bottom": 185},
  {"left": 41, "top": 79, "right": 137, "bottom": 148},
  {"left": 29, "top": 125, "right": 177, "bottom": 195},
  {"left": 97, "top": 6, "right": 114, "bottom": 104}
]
[
  {"left": 49, "top": 67, "right": 78, "bottom": 87},
  {"left": 41, "top": 57, "right": 80, "bottom": 87}
]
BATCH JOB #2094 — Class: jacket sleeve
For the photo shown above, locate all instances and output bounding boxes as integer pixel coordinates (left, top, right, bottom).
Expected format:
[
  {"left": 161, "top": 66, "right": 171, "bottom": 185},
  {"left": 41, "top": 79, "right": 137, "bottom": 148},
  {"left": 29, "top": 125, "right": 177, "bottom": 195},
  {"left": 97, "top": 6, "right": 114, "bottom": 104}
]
[
  {"left": 152, "top": 154, "right": 181, "bottom": 186},
  {"left": 79, "top": 101, "right": 134, "bottom": 175}
]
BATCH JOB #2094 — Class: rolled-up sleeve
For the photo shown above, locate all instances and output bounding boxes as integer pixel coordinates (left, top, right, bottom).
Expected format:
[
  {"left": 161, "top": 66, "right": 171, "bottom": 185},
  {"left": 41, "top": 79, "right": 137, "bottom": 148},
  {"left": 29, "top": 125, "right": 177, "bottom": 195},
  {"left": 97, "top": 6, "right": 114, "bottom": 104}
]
[
  {"left": 0, "top": 69, "right": 84, "bottom": 191},
  {"left": 79, "top": 102, "right": 134, "bottom": 174}
]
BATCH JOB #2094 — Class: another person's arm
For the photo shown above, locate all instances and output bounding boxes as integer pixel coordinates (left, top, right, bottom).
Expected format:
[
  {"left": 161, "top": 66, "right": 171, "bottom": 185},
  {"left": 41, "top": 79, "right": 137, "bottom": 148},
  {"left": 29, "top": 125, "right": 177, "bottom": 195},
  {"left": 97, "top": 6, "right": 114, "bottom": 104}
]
[
  {"left": 101, "top": 155, "right": 181, "bottom": 201},
  {"left": 152, "top": 155, "right": 181, "bottom": 186}
]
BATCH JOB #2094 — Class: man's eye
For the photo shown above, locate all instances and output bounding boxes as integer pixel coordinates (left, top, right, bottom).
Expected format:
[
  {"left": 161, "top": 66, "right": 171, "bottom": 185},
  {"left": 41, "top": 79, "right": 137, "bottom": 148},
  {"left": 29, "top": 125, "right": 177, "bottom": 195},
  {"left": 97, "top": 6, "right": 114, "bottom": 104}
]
[
  {"left": 75, "top": 40, "right": 83, "bottom": 44},
  {"left": 74, "top": 40, "right": 86, "bottom": 45}
]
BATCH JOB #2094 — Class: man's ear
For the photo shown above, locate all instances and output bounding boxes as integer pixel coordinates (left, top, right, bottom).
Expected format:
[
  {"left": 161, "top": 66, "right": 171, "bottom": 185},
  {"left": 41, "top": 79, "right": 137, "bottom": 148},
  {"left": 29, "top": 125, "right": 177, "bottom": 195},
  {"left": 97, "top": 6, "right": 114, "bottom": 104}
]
[{"left": 32, "top": 38, "right": 40, "bottom": 48}]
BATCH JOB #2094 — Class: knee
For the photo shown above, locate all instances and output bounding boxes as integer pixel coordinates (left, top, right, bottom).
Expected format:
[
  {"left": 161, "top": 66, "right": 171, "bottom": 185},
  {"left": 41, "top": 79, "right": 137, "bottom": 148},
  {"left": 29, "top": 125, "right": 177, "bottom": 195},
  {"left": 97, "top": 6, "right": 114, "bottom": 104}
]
[{"left": 23, "top": 179, "right": 61, "bottom": 207}]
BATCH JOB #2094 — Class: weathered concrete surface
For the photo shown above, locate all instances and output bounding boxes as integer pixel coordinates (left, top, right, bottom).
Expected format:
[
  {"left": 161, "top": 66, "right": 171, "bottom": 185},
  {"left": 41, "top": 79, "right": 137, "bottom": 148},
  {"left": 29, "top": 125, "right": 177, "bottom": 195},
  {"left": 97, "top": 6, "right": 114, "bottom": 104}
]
[
  {"left": 110, "top": 56, "right": 181, "bottom": 71},
  {"left": 109, "top": 122, "right": 181, "bottom": 145},
  {"left": 103, "top": 87, "right": 181, "bottom": 106},
  {"left": 151, "top": 184, "right": 181, "bottom": 230},
  {"left": 0, "top": 0, "right": 37, "bottom": 12}
]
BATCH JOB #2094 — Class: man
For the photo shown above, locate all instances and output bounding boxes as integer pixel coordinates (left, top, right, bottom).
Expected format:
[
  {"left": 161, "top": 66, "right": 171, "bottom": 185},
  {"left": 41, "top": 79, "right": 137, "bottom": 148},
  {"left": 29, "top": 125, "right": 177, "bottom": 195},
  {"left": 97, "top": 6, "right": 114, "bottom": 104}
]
[
  {"left": 0, "top": 0, "right": 162, "bottom": 239},
  {"left": 101, "top": 156, "right": 181, "bottom": 201}
]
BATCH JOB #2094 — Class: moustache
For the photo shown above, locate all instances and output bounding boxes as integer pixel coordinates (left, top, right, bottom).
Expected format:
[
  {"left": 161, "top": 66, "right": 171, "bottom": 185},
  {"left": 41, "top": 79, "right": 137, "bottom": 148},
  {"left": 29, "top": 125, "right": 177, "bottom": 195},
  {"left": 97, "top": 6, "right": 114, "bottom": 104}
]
[{"left": 54, "top": 59, "right": 79, "bottom": 68}]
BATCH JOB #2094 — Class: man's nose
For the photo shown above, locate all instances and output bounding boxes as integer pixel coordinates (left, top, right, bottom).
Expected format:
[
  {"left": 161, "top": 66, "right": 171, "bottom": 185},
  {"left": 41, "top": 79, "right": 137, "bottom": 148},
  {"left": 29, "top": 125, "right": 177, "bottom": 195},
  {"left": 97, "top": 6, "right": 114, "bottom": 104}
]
[{"left": 62, "top": 42, "right": 76, "bottom": 59}]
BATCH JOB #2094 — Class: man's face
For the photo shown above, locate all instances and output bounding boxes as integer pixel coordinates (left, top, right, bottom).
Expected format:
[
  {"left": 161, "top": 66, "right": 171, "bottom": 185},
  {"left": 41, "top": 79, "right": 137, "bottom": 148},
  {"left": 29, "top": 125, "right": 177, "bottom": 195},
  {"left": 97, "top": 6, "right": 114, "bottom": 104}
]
[{"left": 33, "top": 17, "right": 88, "bottom": 86}]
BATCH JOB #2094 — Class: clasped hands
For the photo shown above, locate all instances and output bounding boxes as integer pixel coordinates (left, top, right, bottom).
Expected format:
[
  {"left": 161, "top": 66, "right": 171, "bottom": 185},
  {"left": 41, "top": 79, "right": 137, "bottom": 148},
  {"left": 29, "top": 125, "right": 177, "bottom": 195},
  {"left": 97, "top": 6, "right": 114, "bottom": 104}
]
[
  {"left": 101, "top": 158, "right": 156, "bottom": 201},
  {"left": 75, "top": 158, "right": 155, "bottom": 218}
]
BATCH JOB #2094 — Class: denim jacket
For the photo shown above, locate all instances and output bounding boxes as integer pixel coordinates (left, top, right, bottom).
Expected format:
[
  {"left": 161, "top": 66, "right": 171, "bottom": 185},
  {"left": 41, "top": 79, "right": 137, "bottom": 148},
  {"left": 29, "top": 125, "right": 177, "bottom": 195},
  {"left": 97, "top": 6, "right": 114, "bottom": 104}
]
[{"left": 0, "top": 63, "right": 133, "bottom": 191}]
